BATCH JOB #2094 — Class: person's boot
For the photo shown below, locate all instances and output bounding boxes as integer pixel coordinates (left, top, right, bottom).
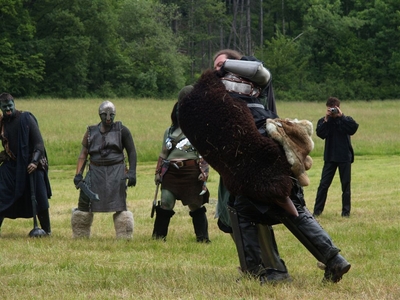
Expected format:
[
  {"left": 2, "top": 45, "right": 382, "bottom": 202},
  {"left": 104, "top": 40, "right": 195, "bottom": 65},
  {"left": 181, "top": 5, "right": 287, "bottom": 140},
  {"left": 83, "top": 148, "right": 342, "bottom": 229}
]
[
  {"left": 189, "top": 206, "right": 211, "bottom": 243},
  {"left": 37, "top": 209, "right": 51, "bottom": 235},
  {"left": 152, "top": 206, "right": 175, "bottom": 241},
  {"left": 113, "top": 211, "right": 134, "bottom": 239},
  {"left": 71, "top": 208, "right": 94, "bottom": 238},
  {"left": 323, "top": 254, "right": 351, "bottom": 283}
]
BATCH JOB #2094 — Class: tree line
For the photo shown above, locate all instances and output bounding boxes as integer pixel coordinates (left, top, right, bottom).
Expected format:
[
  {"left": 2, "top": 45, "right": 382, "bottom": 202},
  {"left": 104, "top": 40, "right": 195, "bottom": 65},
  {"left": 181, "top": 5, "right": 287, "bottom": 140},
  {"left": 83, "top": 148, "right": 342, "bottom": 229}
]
[{"left": 1, "top": 0, "right": 399, "bottom": 100}]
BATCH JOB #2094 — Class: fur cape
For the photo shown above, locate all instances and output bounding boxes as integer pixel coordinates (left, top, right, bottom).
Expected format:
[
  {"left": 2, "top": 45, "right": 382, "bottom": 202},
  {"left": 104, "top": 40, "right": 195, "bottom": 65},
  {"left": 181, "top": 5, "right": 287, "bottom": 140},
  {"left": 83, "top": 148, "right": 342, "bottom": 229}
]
[{"left": 178, "top": 70, "right": 293, "bottom": 204}]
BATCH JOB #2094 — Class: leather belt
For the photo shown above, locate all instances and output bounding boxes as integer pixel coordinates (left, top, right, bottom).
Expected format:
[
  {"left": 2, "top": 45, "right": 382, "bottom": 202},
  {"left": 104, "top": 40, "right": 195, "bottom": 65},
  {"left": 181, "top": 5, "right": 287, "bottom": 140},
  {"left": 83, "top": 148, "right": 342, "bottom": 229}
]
[
  {"left": 90, "top": 159, "right": 124, "bottom": 167},
  {"left": 171, "top": 159, "right": 198, "bottom": 168}
]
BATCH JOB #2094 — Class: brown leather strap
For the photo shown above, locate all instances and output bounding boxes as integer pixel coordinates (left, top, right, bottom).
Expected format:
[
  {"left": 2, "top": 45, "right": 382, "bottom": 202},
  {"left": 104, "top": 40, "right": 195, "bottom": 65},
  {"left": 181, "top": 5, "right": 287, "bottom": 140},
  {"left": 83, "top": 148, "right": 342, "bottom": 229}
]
[{"left": 170, "top": 159, "right": 198, "bottom": 167}]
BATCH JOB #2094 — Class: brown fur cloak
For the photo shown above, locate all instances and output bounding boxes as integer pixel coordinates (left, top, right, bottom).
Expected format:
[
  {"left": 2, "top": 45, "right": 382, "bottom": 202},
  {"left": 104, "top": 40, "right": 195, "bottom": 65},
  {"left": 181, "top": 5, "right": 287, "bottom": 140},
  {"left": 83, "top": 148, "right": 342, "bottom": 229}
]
[{"left": 178, "top": 70, "right": 292, "bottom": 204}]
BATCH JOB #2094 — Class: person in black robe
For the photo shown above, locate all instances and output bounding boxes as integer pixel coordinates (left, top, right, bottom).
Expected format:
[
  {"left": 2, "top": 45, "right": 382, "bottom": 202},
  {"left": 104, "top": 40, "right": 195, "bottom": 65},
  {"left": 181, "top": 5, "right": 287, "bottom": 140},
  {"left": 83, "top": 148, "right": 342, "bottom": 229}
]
[{"left": 0, "top": 93, "right": 52, "bottom": 235}]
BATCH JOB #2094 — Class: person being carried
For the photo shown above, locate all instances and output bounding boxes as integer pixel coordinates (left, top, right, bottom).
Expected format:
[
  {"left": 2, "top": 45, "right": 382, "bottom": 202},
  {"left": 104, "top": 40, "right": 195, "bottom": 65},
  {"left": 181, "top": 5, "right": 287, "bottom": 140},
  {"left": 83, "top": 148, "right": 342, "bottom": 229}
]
[
  {"left": 0, "top": 93, "right": 52, "bottom": 236},
  {"left": 313, "top": 97, "right": 359, "bottom": 218},
  {"left": 152, "top": 89, "right": 210, "bottom": 243},
  {"left": 178, "top": 49, "right": 351, "bottom": 284},
  {"left": 71, "top": 101, "right": 137, "bottom": 239}
]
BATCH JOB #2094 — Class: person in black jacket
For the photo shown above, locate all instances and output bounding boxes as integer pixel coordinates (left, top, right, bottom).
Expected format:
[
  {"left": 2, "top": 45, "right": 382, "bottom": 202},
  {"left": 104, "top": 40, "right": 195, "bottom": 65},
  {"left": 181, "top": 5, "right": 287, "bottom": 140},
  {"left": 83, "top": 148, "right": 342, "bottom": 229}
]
[{"left": 313, "top": 97, "right": 359, "bottom": 218}]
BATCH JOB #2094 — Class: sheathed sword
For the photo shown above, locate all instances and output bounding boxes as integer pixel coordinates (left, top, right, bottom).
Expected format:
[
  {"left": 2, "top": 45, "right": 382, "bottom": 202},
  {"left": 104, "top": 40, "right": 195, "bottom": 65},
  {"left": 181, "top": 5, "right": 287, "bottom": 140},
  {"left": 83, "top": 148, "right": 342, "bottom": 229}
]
[{"left": 75, "top": 159, "right": 100, "bottom": 202}]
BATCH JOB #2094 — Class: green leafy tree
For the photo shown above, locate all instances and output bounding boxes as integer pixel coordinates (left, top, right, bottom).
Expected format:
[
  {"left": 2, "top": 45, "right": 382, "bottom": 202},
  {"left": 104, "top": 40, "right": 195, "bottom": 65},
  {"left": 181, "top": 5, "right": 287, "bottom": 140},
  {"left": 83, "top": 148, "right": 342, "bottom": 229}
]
[
  {"left": 0, "top": 0, "right": 44, "bottom": 96},
  {"left": 353, "top": 0, "right": 400, "bottom": 99},
  {"left": 117, "top": 0, "right": 189, "bottom": 97},
  {"left": 299, "top": 0, "right": 366, "bottom": 99},
  {"left": 256, "top": 31, "right": 309, "bottom": 100},
  {"left": 31, "top": 0, "right": 123, "bottom": 98}
]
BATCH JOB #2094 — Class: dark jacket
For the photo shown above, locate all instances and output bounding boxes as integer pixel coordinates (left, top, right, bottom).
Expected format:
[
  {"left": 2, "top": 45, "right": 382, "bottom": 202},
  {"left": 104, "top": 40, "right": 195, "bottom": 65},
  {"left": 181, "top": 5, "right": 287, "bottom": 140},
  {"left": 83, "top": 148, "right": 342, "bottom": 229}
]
[{"left": 316, "top": 115, "right": 359, "bottom": 163}]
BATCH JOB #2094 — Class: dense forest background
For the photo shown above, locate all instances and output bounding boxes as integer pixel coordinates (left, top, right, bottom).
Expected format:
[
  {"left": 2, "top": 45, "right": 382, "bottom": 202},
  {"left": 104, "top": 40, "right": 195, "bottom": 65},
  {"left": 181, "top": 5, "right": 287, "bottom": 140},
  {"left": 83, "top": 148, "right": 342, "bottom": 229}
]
[{"left": 1, "top": 0, "right": 399, "bottom": 100}]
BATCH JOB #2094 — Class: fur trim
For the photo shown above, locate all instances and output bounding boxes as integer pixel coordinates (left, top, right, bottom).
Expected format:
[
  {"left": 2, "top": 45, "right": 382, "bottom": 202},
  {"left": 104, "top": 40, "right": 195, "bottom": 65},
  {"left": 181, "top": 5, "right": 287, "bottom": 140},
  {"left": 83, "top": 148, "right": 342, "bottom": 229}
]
[
  {"left": 178, "top": 69, "right": 292, "bottom": 204},
  {"left": 113, "top": 211, "right": 134, "bottom": 239},
  {"left": 266, "top": 118, "right": 314, "bottom": 186},
  {"left": 71, "top": 208, "right": 93, "bottom": 238}
]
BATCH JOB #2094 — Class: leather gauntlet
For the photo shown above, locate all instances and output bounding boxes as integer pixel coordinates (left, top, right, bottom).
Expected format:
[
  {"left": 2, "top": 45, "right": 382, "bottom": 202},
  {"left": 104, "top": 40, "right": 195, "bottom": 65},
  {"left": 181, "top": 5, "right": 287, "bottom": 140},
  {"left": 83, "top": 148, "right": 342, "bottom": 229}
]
[
  {"left": 31, "top": 149, "right": 42, "bottom": 165},
  {"left": 154, "top": 156, "right": 164, "bottom": 185},
  {"left": 155, "top": 156, "right": 164, "bottom": 175}
]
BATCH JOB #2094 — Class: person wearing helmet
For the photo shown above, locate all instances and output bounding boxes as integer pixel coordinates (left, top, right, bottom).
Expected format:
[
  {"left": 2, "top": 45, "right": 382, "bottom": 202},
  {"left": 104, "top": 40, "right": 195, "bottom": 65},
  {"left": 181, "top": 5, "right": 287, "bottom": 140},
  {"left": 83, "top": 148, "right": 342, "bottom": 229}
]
[{"left": 71, "top": 101, "right": 137, "bottom": 239}]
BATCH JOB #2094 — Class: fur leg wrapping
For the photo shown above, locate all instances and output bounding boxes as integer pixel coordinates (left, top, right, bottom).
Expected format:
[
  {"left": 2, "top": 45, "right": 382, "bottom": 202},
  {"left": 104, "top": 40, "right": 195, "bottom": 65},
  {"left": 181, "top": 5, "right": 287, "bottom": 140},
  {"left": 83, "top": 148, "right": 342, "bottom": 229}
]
[
  {"left": 113, "top": 211, "right": 134, "bottom": 239},
  {"left": 71, "top": 208, "right": 93, "bottom": 238}
]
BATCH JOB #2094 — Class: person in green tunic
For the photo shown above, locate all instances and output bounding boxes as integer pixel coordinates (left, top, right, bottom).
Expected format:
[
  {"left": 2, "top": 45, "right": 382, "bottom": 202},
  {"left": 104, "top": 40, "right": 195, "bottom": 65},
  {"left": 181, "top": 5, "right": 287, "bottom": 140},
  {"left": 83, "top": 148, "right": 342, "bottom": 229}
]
[{"left": 152, "top": 87, "right": 210, "bottom": 242}]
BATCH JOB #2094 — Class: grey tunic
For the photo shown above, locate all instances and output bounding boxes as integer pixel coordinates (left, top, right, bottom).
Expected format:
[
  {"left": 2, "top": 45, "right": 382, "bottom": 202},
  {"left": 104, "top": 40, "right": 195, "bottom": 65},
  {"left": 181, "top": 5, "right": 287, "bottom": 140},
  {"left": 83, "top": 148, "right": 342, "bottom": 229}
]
[{"left": 78, "top": 122, "right": 127, "bottom": 212}]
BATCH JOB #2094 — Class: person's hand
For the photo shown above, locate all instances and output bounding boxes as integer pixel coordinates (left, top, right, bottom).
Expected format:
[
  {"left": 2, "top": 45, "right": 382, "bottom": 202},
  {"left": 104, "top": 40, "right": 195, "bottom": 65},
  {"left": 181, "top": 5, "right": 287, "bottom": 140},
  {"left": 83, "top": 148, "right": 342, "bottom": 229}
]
[
  {"left": 336, "top": 106, "right": 343, "bottom": 117},
  {"left": 126, "top": 170, "right": 136, "bottom": 187},
  {"left": 198, "top": 173, "right": 208, "bottom": 182},
  {"left": 74, "top": 174, "right": 83, "bottom": 187},
  {"left": 27, "top": 163, "right": 37, "bottom": 174},
  {"left": 154, "top": 173, "right": 161, "bottom": 185},
  {"left": 326, "top": 106, "right": 342, "bottom": 119}
]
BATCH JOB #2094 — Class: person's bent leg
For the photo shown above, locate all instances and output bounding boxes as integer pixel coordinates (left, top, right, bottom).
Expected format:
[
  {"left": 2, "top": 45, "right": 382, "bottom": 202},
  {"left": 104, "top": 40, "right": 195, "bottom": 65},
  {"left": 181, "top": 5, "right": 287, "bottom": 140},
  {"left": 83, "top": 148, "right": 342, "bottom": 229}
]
[{"left": 281, "top": 182, "right": 351, "bottom": 282}]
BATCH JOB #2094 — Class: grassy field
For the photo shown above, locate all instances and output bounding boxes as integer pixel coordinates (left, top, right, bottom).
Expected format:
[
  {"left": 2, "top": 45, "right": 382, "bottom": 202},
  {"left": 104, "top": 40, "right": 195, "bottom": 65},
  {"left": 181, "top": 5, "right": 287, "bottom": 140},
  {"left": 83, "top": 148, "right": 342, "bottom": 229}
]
[
  {"left": 0, "top": 99, "right": 399, "bottom": 299},
  {"left": 13, "top": 98, "right": 400, "bottom": 165}
]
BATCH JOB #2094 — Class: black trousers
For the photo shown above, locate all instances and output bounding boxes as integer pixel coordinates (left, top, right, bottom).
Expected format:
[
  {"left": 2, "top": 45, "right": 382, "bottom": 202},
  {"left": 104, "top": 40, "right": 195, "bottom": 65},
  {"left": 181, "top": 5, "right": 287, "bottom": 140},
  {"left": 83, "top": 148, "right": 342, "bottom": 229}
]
[
  {"left": 232, "top": 181, "right": 340, "bottom": 272},
  {"left": 314, "top": 161, "right": 351, "bottom": 215}
]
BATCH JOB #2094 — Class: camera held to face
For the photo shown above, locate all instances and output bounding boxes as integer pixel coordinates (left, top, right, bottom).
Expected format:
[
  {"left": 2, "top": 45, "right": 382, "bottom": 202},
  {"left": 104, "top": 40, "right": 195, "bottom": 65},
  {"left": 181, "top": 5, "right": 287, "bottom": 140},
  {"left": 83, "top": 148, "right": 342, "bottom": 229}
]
[{"left": 329, "top": 107, "right": 338, "bottom": 114}]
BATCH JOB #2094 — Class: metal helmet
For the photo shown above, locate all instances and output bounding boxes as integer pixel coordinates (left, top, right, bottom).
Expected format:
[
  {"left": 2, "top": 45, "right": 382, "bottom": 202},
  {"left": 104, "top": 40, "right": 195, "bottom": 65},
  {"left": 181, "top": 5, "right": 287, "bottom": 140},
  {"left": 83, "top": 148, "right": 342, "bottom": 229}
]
[{"left": 98, "top": 101, "right": 116, "bottom": 115}]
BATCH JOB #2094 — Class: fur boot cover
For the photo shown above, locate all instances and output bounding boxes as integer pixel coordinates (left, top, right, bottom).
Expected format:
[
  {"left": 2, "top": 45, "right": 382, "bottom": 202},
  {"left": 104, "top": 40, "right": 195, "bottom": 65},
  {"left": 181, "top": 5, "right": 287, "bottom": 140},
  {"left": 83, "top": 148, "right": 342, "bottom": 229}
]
[
  {"left": 113, "top": 211, "right": 134, "bottom": 239},
  {"left": 178, "top": 69, "right": 292, "bottom": 205},
  {"left": 71, "top": 208, "right": 94, "bottom": 238},
  {"left": 266, "top": 118, "right": 314, "bottom": 186}
]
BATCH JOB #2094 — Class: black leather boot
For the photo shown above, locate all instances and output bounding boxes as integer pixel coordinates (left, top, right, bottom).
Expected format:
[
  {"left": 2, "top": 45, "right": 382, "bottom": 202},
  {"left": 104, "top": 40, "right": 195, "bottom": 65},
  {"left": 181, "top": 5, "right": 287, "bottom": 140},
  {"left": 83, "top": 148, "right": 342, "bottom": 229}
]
[
  {"left": 190, "top": 206, "right": 211, "bottom": 243},
  {"left": 37, "top": 209, "right": 51, "bottom": 235},
  {"left": 323, "top": 254, "right": 351, "bottom": 283},
  {"left": 152, "top": 207, "right": 175, "bottom": 241}
]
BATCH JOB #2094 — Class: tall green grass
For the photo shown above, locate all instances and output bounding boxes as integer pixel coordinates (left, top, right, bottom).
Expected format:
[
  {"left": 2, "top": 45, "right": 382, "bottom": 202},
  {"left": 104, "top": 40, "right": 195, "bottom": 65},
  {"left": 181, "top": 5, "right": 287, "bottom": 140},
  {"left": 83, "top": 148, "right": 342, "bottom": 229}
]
[{"left": 0, "top": 99, "right": 399, "bottom": 299}]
